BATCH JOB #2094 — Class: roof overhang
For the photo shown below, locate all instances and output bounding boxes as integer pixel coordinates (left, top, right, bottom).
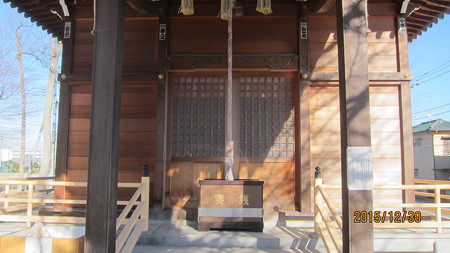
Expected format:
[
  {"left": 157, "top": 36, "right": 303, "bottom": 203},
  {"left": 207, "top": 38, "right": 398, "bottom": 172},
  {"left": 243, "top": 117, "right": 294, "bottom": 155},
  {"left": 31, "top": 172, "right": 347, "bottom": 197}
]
[{"left": 3, "top": 0, "right": 450, "bottom": 41}]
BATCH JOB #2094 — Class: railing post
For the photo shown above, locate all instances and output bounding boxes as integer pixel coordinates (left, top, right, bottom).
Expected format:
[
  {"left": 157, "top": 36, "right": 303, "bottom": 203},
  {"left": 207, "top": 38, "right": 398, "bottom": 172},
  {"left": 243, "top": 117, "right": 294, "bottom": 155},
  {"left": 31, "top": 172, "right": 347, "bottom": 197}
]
[
  {"left": 435, "top": 187, "right": 442, "bottom": 233},
  {"left": 314, "top": 166, "right": 322, "bottom": 234},
  {"left": 4, "top": 184, "right": 10, "bottom": 208},
  {"left": 27, "top": 183, "right": 33, "bottom": 227},
  {"left": 142, "top": 165, "right": 150, "bottom": 231}
]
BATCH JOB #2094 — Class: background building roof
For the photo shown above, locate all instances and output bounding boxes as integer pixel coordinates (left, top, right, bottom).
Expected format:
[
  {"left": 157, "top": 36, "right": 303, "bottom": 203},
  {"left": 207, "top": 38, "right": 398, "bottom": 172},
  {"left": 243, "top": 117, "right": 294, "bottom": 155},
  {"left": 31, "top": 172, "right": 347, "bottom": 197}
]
[{"left": 413, "top": 119, "right": 450, "bottom": 133}]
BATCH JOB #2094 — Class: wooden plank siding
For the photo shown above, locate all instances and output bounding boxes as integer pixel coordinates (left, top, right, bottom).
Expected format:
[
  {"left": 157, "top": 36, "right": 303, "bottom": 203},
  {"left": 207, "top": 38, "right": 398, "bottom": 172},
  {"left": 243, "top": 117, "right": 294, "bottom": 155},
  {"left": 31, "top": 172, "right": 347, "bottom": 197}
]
[
  {"left": 309, "top": 85, "right": 403, "bottom": 206},
  {"left": 72, "top": 17, "right": 158, "bottom": 73},
  {"left": 65, "top": 82, "right": 157, "bottom": 201},
  {"left": 61, "top": 8, "right": 159, "bottom": 203},
  {"left": 169, "top": 16, "right": 298, "bottom": 55},
  {"left": 308, "top": 15, "right": 398, "bottom": 72}
]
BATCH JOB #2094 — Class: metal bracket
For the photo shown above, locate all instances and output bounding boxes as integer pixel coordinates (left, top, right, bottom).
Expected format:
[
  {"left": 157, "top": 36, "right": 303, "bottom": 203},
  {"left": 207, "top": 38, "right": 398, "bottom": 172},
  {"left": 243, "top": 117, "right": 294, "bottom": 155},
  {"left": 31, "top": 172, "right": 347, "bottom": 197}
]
[
  {"left": 64, "top": 22, "right": 71, "bottom": 39},
  {"left": 159, "top": 24, "right": 167, "bottom": 41},
  {"left": 398, "top": 17, "right": 407, "bottom": 35},
  {"left": 300, "top": 22, "right": 307, "bottom": 40}
]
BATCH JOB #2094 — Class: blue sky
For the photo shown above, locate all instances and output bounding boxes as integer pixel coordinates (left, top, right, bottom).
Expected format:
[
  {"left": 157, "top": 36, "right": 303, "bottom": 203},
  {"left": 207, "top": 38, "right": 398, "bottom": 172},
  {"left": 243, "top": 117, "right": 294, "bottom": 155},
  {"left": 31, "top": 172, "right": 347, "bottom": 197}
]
[{"left": 409, "top": 15, "right": 450, "bottom": 126}]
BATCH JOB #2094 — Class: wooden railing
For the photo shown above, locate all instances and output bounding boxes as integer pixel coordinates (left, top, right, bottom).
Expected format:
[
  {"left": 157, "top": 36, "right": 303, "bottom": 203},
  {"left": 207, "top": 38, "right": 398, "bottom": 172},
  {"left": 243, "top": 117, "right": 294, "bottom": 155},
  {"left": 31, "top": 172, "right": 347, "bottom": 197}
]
[
  {"left": 0, "top": 170, "right": 149, "bottom": 253},
  {"left": 314, "top": 167, "right": 343, "bottom": 253},
  {"left": 314, "top": 167, "right": 450, "bottom": 253},
  {"left": 373, "top": 183, "right": 450, "bottom": 233}
]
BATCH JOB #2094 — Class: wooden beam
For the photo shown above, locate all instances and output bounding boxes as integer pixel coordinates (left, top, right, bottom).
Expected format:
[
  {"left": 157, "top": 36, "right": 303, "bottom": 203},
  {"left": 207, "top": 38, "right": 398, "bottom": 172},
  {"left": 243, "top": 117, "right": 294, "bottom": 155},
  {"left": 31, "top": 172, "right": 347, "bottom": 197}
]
[
  {"left": 400, "top": 82, "right": 415, "bottom": 205},
  {"left": 54, "top": 17, "right": 73, "bottom": 204},
  {"left": 84, "top": 0, "right": 124, "bottom": 252},
  {"left": 396, "top": 16, "right": 415, "bottom": 206},
  {"left": 420, "top": 5, "right": 450, "bottom": 15},
  {"left": 72, "top": 5, "right": 159, "bottom": 19},
  {"left": 415, "top": 0, "right": 450, "bottom": 10},
  {"left": 298, "top": 6, "right": 312, "bottom": 212},
  {"left": 154, "top": 6, "right": 168, "bottom": 206},
  {"left": 168, "top": 3, "right": 299, "bottom": 17},
  {"left": 9, "top": 0, "right": 41, "bottom": 8},
  {"left": 58, "top": 72, "right": 160, "bottom": 82},
  {"left": 167, "top": 54, "right": 299, "bottom": 71},
  {"left": 408, "top": 14, "right": 438, "bottom": 24},
  {"left": 307, "top": 72, "right": 413, "bottom": 81},
  {"left": 407, "top": 23, "right": 428, "bottom": 32},
  {"left": 415, "top": 10, "right": 444, "bottom": 19},
  {"left": 299, "top": 79, "right": 312, "bottom": 212},
  {"left": 406, "top": 19, "right": 433, "bottom": 28},
  {"left": 336, "top": 0, "right": 374, "bottom": 251}
]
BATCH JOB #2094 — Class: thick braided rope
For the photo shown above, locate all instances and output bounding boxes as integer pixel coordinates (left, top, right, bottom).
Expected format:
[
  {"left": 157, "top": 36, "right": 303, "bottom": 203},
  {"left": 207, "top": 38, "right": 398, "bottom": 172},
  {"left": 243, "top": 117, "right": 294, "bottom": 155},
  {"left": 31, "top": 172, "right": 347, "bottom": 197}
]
[{"left": 226, "top": 18, "right": 233, "bottom": 143}]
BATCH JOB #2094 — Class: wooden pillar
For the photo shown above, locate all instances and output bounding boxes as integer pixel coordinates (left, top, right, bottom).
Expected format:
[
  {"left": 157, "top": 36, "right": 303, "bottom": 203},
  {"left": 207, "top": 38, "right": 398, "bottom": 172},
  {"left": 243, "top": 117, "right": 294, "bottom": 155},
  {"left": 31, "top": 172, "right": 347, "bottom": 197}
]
[
  {"left": 400, "top": 81, "right": 414, "bottom": 200},
  {"left": 396, "top": 14, "right": 415, "bottom": 204},
  {"left": 336, "top": 0, "right": 374, "bottom": 252},
  {"left": 84, "top": 0, "right": 124, "bottom": 252},
  {"left": 299, "top": 79, "right": 311, "bottom": 212},
  {"left": 298, "top": 6, "right": 312, "bottom": 212},
  {"left": 55, "top": 18, "right": 73, "bottom": 201},
  {"left": 155, "top": 6, "right": 168, "bottom": 207}
]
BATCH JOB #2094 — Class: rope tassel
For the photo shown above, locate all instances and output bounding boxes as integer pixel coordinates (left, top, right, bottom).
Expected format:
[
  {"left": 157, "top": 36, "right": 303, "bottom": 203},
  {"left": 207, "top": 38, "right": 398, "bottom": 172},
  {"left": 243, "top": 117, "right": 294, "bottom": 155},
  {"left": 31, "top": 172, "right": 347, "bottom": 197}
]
[
  {"left": 220, "top": 0, "right": 234, "bottom": 20},
  {"left": 256, "top": 0, "right": 272, "bottom": 15},
  {"left": 178, "top": 0, "right": 194, "bottom": 15}
]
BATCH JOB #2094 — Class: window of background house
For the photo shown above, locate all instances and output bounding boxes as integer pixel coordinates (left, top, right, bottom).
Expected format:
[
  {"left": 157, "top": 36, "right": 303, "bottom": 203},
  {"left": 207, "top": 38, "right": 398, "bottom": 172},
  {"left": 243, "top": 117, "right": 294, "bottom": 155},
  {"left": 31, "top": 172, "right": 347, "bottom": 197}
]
[{"left": 442, "top": 137, "right": 450, "bottom": 156}]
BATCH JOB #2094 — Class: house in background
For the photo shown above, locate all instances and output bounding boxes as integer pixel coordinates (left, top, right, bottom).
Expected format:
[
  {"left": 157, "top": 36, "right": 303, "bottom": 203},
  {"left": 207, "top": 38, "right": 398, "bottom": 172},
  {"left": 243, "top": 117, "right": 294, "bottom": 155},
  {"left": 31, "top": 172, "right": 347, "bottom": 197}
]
[{"left": 413, "top": 119, "right": 450, "bottom": 180}]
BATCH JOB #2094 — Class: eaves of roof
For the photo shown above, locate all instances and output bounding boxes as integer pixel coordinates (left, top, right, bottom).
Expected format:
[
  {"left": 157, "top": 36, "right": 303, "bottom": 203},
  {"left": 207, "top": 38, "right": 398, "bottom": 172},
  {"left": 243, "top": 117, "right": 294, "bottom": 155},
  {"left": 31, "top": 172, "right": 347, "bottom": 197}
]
[{"left": 4, "top": 0, "right": 450, "bottom": 42}]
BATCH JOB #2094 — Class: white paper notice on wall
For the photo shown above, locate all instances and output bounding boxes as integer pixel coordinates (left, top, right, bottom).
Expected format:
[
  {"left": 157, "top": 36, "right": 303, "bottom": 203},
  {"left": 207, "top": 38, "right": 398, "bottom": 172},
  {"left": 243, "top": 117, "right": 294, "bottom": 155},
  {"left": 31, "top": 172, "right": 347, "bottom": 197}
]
[{"left": 347, "top": 147, "right": 373, "bottom": 190}]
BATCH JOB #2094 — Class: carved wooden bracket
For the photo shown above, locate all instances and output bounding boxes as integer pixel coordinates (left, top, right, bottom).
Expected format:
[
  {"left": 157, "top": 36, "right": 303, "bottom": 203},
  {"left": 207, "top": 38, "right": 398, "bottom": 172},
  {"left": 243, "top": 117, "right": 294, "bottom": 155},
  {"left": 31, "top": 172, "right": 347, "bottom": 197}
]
[{"left": 167, "top": 55, "right": 299, "bottom": 71}]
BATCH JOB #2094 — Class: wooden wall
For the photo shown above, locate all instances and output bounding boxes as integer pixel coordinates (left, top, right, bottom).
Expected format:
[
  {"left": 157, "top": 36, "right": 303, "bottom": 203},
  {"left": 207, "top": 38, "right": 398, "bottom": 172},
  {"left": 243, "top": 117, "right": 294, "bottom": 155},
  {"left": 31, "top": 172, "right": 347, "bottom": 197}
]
[
  {"left": 309, "top": 12, "right": 399, "bottom": 72},
  {"left": 309, "top": 85, "right": 403, "bottom": 206},
  {"left": 307, "top": 3, "right": 404, "bottom": 207},
  {"left": 169, "top": 16, "right": 298, "bottom": 54},
  {"left": 61, "top": 8, "right": 159, "bottom": 202},
  {"left": 72, "top": 12, "right": 158, "bottom": 73},
  {"left": 57, "top": 2, "right": 411, "bottom": 210}
]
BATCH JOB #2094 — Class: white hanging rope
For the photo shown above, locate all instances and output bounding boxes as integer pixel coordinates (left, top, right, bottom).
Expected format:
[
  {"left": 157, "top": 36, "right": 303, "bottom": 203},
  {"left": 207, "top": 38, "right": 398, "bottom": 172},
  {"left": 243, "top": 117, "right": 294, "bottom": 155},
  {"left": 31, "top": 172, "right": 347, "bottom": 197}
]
[
  {"left": 91, "top": 0, "right": 96, "bottom": 35},
  {"left": 225, "top": 17, "right": 234, "bottom": 181},
  {"left": 227, "top": 18, "right": 233, "bottom": 142}
]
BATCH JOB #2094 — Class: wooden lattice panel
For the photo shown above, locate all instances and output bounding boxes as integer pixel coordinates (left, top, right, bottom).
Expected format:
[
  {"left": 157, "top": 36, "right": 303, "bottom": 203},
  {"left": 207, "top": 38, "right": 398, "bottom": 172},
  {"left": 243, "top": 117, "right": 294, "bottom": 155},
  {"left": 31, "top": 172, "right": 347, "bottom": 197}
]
[
  {"left": 239, "top": 76, "right": 295, "bottom": 158},
  {"left": 171, "top": 77, "right": 226, "bottom": 157}
]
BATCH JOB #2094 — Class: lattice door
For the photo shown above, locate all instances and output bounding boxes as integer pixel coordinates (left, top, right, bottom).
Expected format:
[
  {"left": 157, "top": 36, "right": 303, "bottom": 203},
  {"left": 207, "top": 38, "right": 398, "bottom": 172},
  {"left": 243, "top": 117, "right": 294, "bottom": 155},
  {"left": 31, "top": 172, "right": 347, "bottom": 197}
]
[
  {"left": 239, "top": 76, "right": 295, "bottom": 158},
  {"left": 171, "top": 76, "right": 226, "bottom": 158}
]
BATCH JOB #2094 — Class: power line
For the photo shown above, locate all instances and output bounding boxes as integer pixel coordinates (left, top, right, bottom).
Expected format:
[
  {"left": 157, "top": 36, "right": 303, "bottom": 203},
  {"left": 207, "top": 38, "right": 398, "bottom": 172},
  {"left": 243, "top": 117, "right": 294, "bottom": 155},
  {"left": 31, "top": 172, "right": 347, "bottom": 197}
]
[
  {"left": 411, "top": 69, "right": 450, "bottom": 87},
  {"left": 413, "top": 109, "right": 450, "bottom": 121},
  {"left": 414, "top": 60, "right": 450, "bottom": 81},
  {"left": 417, "top": 69, "right": 450, "bottom": 84},
  {"left": 412, "top": 102, "right": 450, "bottom": 115}
]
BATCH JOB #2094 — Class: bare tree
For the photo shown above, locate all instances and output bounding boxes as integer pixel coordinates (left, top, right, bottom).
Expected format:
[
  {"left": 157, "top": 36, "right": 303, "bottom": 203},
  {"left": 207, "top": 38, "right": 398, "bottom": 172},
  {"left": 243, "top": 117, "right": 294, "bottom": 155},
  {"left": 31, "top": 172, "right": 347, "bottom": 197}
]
[
  {"left": 1, "top": 13, "right": 51, "bottom": 179},
  {"left": 10, "top": 21, "right": 49, "bottom": 178},
  {"left": 40, "top": 38, "right": 62, "bottom": 177},
  {"left": 15, "top": 25, "right": 27, "bottom": 178},
  {"left": 0, "top": 31, "right": 18, "bottom": 103}
]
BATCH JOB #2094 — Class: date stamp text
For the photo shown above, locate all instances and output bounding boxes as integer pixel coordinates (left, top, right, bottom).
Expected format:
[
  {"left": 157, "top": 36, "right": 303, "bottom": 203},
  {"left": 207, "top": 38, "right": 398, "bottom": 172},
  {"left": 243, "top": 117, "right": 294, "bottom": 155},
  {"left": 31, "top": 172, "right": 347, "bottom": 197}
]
[{"left": 353, "top": 211, "right": 422, "bottom": 223}]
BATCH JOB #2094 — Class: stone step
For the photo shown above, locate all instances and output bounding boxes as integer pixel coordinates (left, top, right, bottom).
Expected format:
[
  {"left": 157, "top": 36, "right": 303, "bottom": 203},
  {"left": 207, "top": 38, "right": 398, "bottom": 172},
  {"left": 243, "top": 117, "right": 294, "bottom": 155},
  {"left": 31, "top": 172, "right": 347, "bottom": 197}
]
[
  {"left": 373, "top": 231, "right": 450, "bottom": 253},
  {"left": 133, "top": 246, "right": 302, "bottom": 253},
  {"left": 141, "top": 209, "right": 447, "bottom": 252},
  {"left": 137, "top": 220, "right": 325, "bottom": 251}
]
